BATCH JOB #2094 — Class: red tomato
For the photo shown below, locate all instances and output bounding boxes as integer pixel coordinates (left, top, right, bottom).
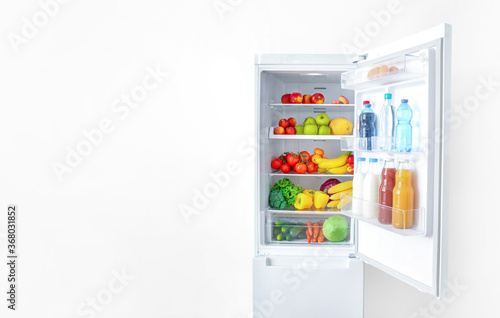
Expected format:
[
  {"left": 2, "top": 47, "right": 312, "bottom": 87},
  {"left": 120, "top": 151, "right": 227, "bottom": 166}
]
[
  {"left": 280, "top": 163, "right": 291, "bottom": 173},
  {"left": 295, "top": 163, "right": 307, "bottom": 174},
  {"left": 285, "top": 153, "right": 300, "bottom": 166},
  {"left": 346, "top": 154, "right": 354, "bottom": 165},
  {"left": 306, "top": 162, "right": 317, "bottom": 173},
  {"left": 271, "top": 158, "right": 283, "bottom": 170},
  {"left": 299, "top": 151, "right": 311, "bottom": 163}
]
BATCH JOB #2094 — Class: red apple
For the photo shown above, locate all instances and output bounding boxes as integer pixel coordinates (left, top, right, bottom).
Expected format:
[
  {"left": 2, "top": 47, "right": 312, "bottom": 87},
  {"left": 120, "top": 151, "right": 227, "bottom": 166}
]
[
  {"left": 289, "top": 92, "right": 303, "bottom": 104},
  {"left": 339, "top": 95, "right": 349, "bottom": 104},
  {"left": 281, "top": 94, "right": 291, "bottom": 104},
  {"left": 331, "top": 100, "right": 342, "bottom": 104},
  {"left": 274, "top": 127, "right": 285, "bottom": 135},
  {"left": 311, "top": 93, "right": 325, "bottom": 104},
  {"left": 302, "top": 94, "right": 312, "bottom": 104},
  {"left": 285, "top": 127, "right": 296, "bottom": 135},
  {"left": 288, "top": 117, "right": 297, "bottom": 127},
  {"left": 278, "top": 118, "right": 289, "bottom": 128}
]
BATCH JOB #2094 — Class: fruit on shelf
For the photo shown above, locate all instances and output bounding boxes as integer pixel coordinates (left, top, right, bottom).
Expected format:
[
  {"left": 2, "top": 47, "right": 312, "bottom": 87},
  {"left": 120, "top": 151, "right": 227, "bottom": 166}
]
[
  {"left": 303, "top": 94, "right": 312, "bottom": 104},
  {"left": 327, "top": 164, "right": 349, "bottom": 174},
  {"left": 271, "top": 158, "right": 283, "bottom": 170},
  {"left": 294, "top": 163, "right": 307, "bottom": 174},
  {"left": 337, "top": 193, "right": 353, "bottom": 209},
  {"left": 347, "top": 164, "right": 354, "bottom": 174},
  {"left": 327, "top": 180, "right": 353, "bottom": 195},
  {"left": 304, "top": 124, "right": 318, "bottom": 135},
  {"left": 303, "top": 117, "right": 316, "bottom": 126},
  {"left": 346, "top": 154, "right": 354, "bottom": 165},
  {"left": 315, "top": 113, "right": 330, "bottom": 126},
  {"left": 286, "top": 153, "right": 300, "bottom": 166},
  {"left": 318, "top": 125, "right": 330, "bottom": 135},
  {"left": 279, "top": 118, "right": 289, "bottom": 128},
  {"left": 290, "top": 92, "right": 303, "bottom": 104},
  {"left": 311, "top": 93, "right": 325, "bottom": 104},
  {"left": 329, "top": 189, "right": 352, "bottom": 201},
  {"left": 338, "top": 96, "right": 349, "bottom": 104},
  {"left": 329, "top": 117, "right": 353, "bottom": 135},
  {"left": 314, "top": 148, "right": 325, "bottom": 157},
  {"left": 285, "top": 127, "right": 296, "bottom": 135},
  {"left": 288, "top": 117, "right": 297, "bottom": 127},
  {"left": 280, "top": 163, "right": 291, "bottom": 173},
  {"left": 295, "top": 125, "right": 304, "bottom": 135},
  {"left": 317, "top": 152, "right": 351, "bottom": 169},
  {"left": 274, "top": 127, "right": 285, "bottom": 135},
  {"left": 331, "top": 100, "right": 342, "bottom": 104},
  {"left": 281, "top": 94, "right": 291, "bottom": 104},
  {"left": 326, "top": 200, "right": 340, "bottom": 208}
]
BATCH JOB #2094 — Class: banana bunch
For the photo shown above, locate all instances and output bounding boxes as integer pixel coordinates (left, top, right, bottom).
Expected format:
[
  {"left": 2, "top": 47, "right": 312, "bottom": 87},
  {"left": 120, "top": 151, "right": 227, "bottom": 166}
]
[
  {"left": 326, "top": 180, "right": 353, "bottom": 210},
  {"left": 315, "top": 152, "right": 352, "bottom": 174}
]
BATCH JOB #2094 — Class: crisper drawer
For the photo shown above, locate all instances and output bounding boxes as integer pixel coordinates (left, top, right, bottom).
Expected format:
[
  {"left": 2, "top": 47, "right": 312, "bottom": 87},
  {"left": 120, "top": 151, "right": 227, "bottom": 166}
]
[{"left": 266, "top": 212, "right": 353, "bottom": 246}]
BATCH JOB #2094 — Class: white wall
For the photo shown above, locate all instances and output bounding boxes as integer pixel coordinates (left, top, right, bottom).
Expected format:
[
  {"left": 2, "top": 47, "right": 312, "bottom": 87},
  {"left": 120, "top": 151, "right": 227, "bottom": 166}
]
[{"left": 0, "top": 0, "right": 498, "bottom": 317}]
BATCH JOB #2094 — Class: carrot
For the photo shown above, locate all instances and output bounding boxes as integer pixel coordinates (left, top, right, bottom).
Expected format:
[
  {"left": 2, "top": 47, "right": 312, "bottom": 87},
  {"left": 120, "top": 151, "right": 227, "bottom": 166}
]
[
  {"left": 306, "top": 222, "right": 313, "bottom": 237},
  {"left": 318, "top": 229, "right": 325, "bottom": 243},
  {"left": 313, "top": 223, "right": 320, "bottom": 242},
  {"left": 306, "top": 230, "right": 312, "bottom": 244}
]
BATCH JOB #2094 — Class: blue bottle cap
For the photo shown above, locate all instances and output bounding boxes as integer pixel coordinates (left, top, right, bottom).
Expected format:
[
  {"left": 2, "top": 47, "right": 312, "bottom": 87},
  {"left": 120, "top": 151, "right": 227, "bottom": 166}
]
[
  {"left": 357, "top": 157, "right": 366, "bottom": 161},
  {"left": 384, "top": 93, "right": 392, "bottom": 99},
  {"left": 401, "top": 99, "right": 408, "bottom": 103},
  {"left": 365, "top": 103, "right": 372, "bottom": 107},
  {"left": 369, "top": 158, "right": 378, "bottom": 163}
]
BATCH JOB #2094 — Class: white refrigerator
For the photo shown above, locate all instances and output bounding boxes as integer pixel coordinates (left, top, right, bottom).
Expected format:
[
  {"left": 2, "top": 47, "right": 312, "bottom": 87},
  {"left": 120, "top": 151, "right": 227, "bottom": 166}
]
[{"left": 253, "top": 24, "right": 451, "bottom": 317}]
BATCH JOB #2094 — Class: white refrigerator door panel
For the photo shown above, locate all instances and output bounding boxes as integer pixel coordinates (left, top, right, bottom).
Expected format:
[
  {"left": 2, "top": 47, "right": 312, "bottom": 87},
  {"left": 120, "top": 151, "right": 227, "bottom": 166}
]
[
  {"left": 253, "top": 257, "right": 364, "bottom": 318},
  {"left": 353, "top": 24, "right": 451, "bottom": 297}
]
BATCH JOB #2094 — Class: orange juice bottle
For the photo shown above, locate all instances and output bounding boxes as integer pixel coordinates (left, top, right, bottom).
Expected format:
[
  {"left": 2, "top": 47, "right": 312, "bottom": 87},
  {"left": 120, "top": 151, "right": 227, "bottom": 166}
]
[{"left": 392, "top": 160, "right": 414, "bottom": 229}]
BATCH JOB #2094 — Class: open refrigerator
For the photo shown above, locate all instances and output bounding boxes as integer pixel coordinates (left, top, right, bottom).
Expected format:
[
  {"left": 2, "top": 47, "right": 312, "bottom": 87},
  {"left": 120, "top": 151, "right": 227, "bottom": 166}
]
[{"left": 253, "top": 24, "right": 451, "bottom": 317}]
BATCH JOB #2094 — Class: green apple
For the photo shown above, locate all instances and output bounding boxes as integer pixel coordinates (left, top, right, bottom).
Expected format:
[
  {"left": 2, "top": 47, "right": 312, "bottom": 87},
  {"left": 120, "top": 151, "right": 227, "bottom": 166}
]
[
  {"left": 318, "top": 125, "right": 331, "bottom": 135},
  {"left": 303, "top": 117, "right": 316, "bottom": 126},
  {"left": 304, "top": 124, "right": 318, "bottom": 135},
  {"left": 295, "top": 125, "right": 305, "bottom": 135},
  {"left": 315, "top": 113, "right": 330, "bottom": 126}
]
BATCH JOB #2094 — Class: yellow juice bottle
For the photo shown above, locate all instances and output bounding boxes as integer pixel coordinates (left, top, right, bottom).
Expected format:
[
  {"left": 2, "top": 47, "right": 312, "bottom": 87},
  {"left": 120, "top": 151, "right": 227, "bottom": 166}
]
[{"left": 392, "top": 160, "right": 414, "bottom": 229}]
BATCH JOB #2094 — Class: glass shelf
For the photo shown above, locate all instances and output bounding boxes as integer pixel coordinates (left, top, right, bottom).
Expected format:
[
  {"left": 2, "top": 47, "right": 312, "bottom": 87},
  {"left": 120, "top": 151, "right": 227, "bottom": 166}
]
[
  {"left": 340, "top": 137, "right": 423, "bottom": 158},
  {"left": 339, "top": 195, "right": 426, "bottom": 236},
  {"left": 269, "top": 127, "right": 354, "bottom": 140},
  {"left": 269, "top": 171, "right": 354, "bottom": 178}
]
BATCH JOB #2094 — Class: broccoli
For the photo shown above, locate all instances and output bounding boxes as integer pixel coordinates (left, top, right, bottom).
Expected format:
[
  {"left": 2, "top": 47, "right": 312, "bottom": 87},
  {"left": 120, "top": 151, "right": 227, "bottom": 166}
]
[{"left": 269, "top": 189, "right": 287, "bottom": 210}]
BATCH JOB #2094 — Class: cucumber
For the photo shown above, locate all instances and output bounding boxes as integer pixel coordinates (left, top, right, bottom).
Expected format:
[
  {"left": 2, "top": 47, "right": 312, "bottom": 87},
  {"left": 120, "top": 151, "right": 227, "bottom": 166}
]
[
  {"left": 275, "top": 220, "right": 285, "bottom": 227},
  {"left": 286, "top": 234, "right": 292, "bottom": 241},
  {"left": 281, "top": 226, "right": 290, "bottom": 233},
  {"left": 290, "top": 227, "right": 303, "bottom": 237},
  {"left": 273, "top": 227, "right": 280, "bottom": 236},
  {"left": 276, "top": 233, "right": 285, "bottom": 241}
]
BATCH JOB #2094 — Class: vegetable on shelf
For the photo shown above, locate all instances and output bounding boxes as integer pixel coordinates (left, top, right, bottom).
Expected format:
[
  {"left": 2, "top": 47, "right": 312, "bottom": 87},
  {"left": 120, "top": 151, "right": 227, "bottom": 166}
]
[
  {"left": 270, "top": 178, "right": 303, "bottom": 206},
  {"left": 319, "top": 178, "right": 341, "bottom": 192},
  {"left": 294, "top": 193, "right": 313, "bottom": 210},
  {"left": 313, "top": 190, "right": 329, "bottom": 209},
  {"left": 269, "top": 189, "right": 287, "bottom": 210},
  {"left": 312, "top": 223, "right": 320, "bottom": 242}
]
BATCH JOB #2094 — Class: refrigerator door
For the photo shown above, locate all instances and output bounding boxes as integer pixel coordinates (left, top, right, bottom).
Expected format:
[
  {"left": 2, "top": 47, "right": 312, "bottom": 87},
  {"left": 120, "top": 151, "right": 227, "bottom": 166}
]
[
  {"left": 253, "top": 256, "right": 364, "bottom": 318},
  {"left": 348, "top": 24, "right": 451, "bottom": 297}
]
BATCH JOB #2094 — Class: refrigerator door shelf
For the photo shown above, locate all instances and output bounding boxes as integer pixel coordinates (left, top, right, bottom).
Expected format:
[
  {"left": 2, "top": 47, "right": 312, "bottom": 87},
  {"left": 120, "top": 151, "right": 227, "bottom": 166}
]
[
  {"left": 340, "top": 195, "right": 427, "bottom": 236},
  {"left": 340, "top": 137, "right": 426, "bottom": 160},
  {"left": 341, "top": 49, "right": 428, "bottom": 90}
]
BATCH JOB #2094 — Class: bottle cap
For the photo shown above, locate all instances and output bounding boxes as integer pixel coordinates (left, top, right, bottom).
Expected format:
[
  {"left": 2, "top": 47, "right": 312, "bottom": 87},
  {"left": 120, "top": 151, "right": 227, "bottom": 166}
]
[
  {"left": 384, "top": 93, "right": 392, "bottom": 99},
  {"left": 357, "top": 157, "right": 366, "bottom": 161},
  {"left": 369, "top": 158, "right": 378, "bottom": 162},
  {"left": 365, "top": 103, "right": 372, "bottom": 107},
  {"left": 363, "top": 101, "right": 370, "bottom": 104},
  {"left": 401, "top": 99, "right": 408, "bottom": 103}
]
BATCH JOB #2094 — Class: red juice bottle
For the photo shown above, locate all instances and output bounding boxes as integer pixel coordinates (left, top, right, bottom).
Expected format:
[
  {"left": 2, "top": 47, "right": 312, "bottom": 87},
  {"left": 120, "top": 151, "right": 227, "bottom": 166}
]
[{"left": 378, "top": 159, "right": 396, "bottom": 224}]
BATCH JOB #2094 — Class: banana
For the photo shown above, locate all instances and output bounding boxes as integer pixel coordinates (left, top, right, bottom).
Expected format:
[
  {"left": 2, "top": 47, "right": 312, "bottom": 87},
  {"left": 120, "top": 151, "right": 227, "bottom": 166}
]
[
  {"left": 328, "top": 180, "right": 353, "bottom": 194},
  {"left": 327, "top": 163, "right": 349, "bottom": 175},
  {"left": 318, "top": 152, "right": 351, "bottom": 169},
  {"left": 337, "top": 192, "right": 353, "bottom": 209},
  {"left": 330, "top": 189, "right": 352, "bottom": 201},
  {"left": 317, "top": 167, "right": 327, "bottom": 173},
  {"left": 327, "top": 200, "right": 340, "bottom": 208}
]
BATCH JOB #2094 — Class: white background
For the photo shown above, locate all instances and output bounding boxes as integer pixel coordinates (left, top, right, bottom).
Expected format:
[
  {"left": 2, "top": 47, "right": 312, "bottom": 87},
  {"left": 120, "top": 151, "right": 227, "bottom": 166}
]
[{"left": 0, "top": 0, "right": 498, "bottom": 317}]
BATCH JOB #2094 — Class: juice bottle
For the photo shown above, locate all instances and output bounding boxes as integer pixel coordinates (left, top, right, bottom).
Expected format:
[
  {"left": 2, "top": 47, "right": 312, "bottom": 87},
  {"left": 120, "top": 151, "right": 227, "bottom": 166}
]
[
  {"left": 392, "top": 160, "right": 414, "bottom": 228},
  {"left": 352, "top": 157, "right": 366, "bottom": 216},
  {"left": 362, "top": 158, "right": 380, "bottom": 218},
  {"left": 378, "top": 159, "right": 396, "bottom": 224}
]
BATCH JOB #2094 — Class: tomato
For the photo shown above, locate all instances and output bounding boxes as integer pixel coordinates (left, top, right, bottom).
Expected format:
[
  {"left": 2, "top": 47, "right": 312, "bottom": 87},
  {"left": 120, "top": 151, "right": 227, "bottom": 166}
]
[
  {"left": 314, "top": 148, "right": 324, "bottom": 157},
  {"left": 280, "top": 163, "right": 291, "bottom": 173},
  {"left": 285, "top": 153, "right": 300, "bottom": 166},
  {"left": 295, "top": 163, "right": 307, "bottom": 174},
  {"left": 346, "top": 154, "right": 354, "bottom": 165},
  {"left": 271, "top": 158, "right": 283, "bottom": 170},
  {"left": 306, "top": 162, "right": 317, "bottom": 173},
  {"left": 299, "top": 151, "right": 311, "bottom": 163}
]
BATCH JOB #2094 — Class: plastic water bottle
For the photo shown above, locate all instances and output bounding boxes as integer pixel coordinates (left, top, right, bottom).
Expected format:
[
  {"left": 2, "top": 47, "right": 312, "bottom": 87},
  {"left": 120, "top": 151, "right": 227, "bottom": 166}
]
[
  {"left": 363, "top": 158, "right": 380, "bottom": 219},
  {"left": 394, "top": 99, "right": 412, "bottom": 152},
  {"left": 360, "top": 103, "right": 376, "bottom": 150},
  {"left": 379, "top": 94, "right": 394, "bottom": 151},
  {"left": 352, "top": 157, "right": 366, "bottom": 216}
]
